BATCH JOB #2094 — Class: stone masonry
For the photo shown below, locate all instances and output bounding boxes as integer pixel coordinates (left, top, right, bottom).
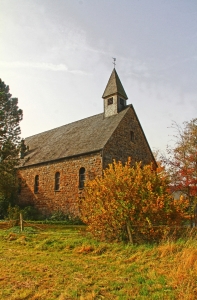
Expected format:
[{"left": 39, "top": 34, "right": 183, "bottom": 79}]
[
  {"left": 18, "top": 152, "right": 102, "bottom": 216},
  {"left": 103, "top": 105, "right": 156, "bottom": 168}
]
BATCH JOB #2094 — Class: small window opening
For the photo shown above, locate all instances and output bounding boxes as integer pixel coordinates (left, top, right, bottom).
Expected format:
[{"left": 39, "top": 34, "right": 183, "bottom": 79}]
[
  {"left": 120, "top": 98, "right": 125, "bottom": 106},
  {"left": 34, "top": 175, "right": 39, "bottom": 193},
  {"left": 79, "top": 167, "right": 85, "bottom": 189},
  {"left": 55, "top": 172, "right": 60, "bottom": 191},
  {"left": 130, "top": 131, "right": 135, "bottom": 142},
  {"left": 108, "top": 97, "right": 113, "bottom": 105}
]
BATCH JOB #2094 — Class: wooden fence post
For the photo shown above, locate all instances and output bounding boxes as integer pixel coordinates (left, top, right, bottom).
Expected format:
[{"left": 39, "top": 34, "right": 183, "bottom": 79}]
[{"left": 20, "top": 213, "right": 24, "bottom": 232}]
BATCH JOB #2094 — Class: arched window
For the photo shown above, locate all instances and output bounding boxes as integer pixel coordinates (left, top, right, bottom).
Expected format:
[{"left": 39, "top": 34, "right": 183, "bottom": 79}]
[
  {"left": 79, "top": 167, "right": 85, "bottom": 189},
  {"left": 130, "top": 130, "right": 135, "bottom": 142},
  {"left": 54, "top": 172, "right": 60, "bottom": 191},
  {"left": 34, "top": 175, "right": 39, "bottom": 193}
]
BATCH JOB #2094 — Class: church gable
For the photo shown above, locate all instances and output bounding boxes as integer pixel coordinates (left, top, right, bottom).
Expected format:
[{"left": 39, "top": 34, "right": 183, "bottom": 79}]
[{"left": 103, "top": 105, "right": 156, "bottom": 168}]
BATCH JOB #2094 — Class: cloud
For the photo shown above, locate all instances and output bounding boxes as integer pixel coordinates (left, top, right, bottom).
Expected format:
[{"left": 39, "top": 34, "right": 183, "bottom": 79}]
[
  {"left": 0, "top": 61, "right": 88, "bottom": 74},
  {"left": 69, "top": 69, "right": 88, "bottom": 75}
]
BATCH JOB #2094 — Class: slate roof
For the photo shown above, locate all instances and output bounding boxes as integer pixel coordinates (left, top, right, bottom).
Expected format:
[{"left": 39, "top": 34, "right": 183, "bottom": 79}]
[
  {"left": 102, "top": 68, "right": 128, "bottom": 100},
  {"left": 20, "top": 106, "right": 131, "bottom": 167}
]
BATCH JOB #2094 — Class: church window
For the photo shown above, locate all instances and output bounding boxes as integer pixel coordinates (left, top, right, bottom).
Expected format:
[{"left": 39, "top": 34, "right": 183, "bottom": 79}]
[
  {"left": 108, "top": 97, "right": 113, "bottom": 105},
  {"left": 55, "top": 172, "right": 60, "bottom": 191},
  {"left": 34, "top": 175, "right": 39, "bottom": 193},
  {"left": 130, "top": 131, "right": 135, "bottom": 142},
  {"left": 79, "top": 167, "right": 85, "bottom": 189},
  {"left": 120, "top": 98, "right": 124, "bottom": 106}
]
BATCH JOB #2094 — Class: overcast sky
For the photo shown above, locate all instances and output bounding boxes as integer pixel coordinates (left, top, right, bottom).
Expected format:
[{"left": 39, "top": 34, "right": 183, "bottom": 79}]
[{"left": 1, "top": 0, "right": 197, "bottom": 153}]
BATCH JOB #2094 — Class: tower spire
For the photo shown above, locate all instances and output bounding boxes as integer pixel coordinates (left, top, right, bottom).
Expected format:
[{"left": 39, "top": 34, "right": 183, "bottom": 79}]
[
  {"left": 102, "top": 68, "right": 128, "bottom": 118},
  {"left": 102, "top": 68, "right": 128, "bottom": 100}
]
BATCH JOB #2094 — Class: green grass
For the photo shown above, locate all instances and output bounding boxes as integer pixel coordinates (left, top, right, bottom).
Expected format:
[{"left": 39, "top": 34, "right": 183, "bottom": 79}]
[{"left": 0, "top": 225, "right": 197, "bottom": 299}]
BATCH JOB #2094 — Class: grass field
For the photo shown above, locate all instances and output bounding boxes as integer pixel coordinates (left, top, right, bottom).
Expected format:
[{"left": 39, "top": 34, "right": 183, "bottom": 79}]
[{"left": 0, "top": 224, "right": 197, "bottom": 300}]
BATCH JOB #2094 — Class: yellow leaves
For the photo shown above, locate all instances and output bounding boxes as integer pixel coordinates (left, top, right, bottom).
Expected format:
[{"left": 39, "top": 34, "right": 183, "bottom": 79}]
[
  {"left": 146, "top": 181, "right": 152, "bottom": 192},
  {"left": 79, "top": 158, "right": 187, "bottom": 242},
  {"left": 146, "top": 217, "right": 152, "bottom": 226}
]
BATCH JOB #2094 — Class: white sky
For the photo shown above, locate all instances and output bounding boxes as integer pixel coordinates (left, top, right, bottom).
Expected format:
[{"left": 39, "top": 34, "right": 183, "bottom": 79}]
[{"left": 1, "top": 0, "right": 197, "bottom": 153}]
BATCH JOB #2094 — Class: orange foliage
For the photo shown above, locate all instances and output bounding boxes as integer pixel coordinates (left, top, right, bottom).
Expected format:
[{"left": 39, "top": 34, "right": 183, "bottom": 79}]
[
  {"left": 164, "top": 119, "right": 197, "bottom": 226},
  {"left": 79, "top": 158, "right": 188, "bottom": 242}
]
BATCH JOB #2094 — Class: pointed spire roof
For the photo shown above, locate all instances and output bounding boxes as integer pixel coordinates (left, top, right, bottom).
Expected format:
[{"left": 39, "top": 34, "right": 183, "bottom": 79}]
[{"left": 102, "top": 68, "right": 128, "bottom": 100}]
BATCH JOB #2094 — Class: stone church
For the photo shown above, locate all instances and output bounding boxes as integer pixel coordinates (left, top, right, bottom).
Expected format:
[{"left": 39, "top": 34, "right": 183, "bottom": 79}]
[{"left": 18, "top": 68, "right": 156, "bottom": 216}]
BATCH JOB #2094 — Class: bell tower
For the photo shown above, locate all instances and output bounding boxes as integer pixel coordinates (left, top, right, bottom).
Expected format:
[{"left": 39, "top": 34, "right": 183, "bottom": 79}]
[{"left": 102, "top": 68, "right": 128, "bottom": 118}]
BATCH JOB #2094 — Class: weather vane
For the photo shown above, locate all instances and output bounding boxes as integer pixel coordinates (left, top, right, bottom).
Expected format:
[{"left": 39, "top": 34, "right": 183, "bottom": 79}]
[{"left": 112, "top": 57, "right": 116, "bottom": 68}]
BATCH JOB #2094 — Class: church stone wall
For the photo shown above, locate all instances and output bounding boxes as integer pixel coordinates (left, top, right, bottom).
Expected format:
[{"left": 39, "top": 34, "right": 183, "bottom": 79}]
[
  {"left": 18, "top": 152, "right": 102, "bottom": 217},
  {"left": 103, "top": 106, "right": 156, "bottom": 168}
]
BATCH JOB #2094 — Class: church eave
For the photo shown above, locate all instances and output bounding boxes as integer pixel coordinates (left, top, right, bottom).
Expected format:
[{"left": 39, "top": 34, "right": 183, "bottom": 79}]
[
  {"left": 102, "top": 91, "right": 128, "bottom": 100},
  {"left": 19, "top": 148, "right": 103, "bottom": 169}
]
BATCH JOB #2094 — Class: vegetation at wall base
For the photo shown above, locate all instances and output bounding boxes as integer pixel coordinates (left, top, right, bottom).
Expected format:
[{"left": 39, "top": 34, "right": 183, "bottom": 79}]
[
  {"left": 2, "top": 204, "right": 84, "bottom": 226},
  {"left": 0, "top": 225, "right": 197, "bottom": 300}
]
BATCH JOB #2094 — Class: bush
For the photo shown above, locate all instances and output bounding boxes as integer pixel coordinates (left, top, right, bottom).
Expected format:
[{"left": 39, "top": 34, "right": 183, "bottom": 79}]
[
  {"left": 4, "top": 205, "right": 84, "bottom": 224},
  {"left": 7, "top": 205, "right": 20, "bottom": 220},
  {"left": 49, "top": 210, "right": 84, "bottom": 225},
  {"left": 0, "top": 197, "right": 9, "bottom": 219},
  {"left": 79, "top": 159, "right": 188, "bottom": 243},
  {"left": 49, "top": 210, "right": 68, "bottom": 221},
  {"left": 5, "top": 205, "right": 41, "bottom": 222},
  {"left": 21, "top": 206, "right": 40, "bottom": 221},
  {"left": 0, "top": 192, "right": 18, "bottom": 220}
]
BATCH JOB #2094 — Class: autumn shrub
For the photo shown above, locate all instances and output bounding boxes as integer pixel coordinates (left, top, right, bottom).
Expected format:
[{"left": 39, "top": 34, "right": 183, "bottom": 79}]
[{"left": 79, "top": 158, "right": 188, "bottom": 243}]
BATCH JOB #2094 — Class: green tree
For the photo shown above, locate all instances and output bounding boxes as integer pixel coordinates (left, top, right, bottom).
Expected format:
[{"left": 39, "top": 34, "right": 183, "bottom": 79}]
[
  {"left": 164, "top": 119, "right": 197, "bottom": 227},
  {"left": 79, "top": 159, "right": 187, "bottom": 243},
  {"left": 0, "top": 79, "right": 23, "bottom": 217}
]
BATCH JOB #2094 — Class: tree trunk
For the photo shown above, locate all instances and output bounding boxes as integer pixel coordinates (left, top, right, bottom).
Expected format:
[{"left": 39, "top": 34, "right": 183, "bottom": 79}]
[{"left": 126, "top": 221, "right": 133, "bottom": 244}]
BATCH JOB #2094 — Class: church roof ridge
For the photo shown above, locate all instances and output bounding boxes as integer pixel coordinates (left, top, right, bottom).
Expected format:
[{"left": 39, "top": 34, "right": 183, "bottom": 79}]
[{"left": 102, "top": 68, "right": 128, "bottom": 100}]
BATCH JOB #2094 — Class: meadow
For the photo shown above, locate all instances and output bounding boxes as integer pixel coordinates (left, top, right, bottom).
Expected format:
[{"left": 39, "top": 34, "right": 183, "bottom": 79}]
[{"left": 0, "top": 224, "right": 197, "bottom": 300}]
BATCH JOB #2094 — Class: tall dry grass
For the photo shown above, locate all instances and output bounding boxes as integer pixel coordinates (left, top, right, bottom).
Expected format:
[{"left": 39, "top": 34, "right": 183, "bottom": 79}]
[
  {"left": 0, "top": 225, "right": 197, "bottom": 299},
  {"left": 156, "top": 229, "right": 197, "bottom": 300}
]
